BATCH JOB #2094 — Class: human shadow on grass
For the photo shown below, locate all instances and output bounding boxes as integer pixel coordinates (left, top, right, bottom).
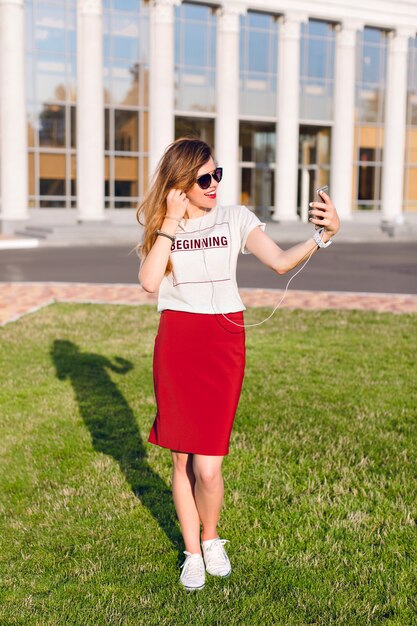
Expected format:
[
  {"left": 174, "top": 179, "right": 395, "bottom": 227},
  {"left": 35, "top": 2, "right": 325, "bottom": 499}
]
[{"left": 51, "top": 339, "right": 182, "bottom": 555}]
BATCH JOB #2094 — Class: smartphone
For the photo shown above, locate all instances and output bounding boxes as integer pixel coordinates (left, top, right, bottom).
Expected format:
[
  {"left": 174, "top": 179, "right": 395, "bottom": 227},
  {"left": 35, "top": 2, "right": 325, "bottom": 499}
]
[{"left": 313, "top": 185, "right": 328, "bottom": 230}]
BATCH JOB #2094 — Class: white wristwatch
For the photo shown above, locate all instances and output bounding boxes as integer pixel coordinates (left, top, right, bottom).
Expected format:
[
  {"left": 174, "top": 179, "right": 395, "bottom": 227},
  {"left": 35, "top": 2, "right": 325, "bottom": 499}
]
[{"left": 313, "top": 227, "right": 332, "bottom": 249}]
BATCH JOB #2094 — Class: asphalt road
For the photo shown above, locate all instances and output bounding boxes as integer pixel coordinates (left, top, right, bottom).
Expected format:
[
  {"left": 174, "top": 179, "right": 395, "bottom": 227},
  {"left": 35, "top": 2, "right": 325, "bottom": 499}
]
[{"left": 0, "top": 242, "right": 416, "bottom": 294}]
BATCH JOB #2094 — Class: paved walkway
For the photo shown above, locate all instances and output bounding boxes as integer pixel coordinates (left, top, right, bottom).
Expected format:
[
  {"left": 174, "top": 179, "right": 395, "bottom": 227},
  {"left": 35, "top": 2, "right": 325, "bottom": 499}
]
[{"left": 1, "top": 282, "right": 416, "bottom": 326}]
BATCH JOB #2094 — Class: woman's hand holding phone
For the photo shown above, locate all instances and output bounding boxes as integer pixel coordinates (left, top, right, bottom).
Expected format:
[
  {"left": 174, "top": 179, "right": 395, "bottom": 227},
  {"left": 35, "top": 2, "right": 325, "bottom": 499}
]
[{"left": 309, "top": 186, "right": 340, "bottom": 238}]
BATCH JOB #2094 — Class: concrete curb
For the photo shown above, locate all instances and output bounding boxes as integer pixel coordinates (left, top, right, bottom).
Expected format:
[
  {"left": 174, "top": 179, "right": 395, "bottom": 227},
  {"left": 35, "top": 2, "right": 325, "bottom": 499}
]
[{"left": 0, "top": 237, "right": 39, "bottom": 250}]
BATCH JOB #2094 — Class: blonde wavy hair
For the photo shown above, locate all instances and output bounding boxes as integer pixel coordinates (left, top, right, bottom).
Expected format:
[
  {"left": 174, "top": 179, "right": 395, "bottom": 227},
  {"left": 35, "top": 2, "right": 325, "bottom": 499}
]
[{"left": 136, "top": 137, "right": 213, "bottom": 275}]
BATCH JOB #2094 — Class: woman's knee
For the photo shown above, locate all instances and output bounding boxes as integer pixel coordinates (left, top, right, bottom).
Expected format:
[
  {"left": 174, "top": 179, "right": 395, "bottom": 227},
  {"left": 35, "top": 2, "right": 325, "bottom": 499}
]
[
  {"left": 193, "top": 460, "right": 223, "bottom": 489},
  {"left": 171, "top": 451, "right": 192, "bottom": 474}
]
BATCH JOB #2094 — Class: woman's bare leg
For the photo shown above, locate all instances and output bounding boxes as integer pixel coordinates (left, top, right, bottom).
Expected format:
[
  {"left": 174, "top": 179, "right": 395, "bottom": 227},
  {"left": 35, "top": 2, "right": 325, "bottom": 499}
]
[
  {"left": 192, "top": 455, "right": 224, "bottom": 542},
  {"left": 171, "top": 451, "right": 201, "bottom": 554}
]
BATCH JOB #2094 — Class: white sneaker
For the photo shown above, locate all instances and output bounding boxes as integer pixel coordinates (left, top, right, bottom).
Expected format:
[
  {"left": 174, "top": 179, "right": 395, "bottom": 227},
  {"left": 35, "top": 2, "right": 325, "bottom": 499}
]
[
  {"left": 180, "top": 552, "right": 205, "bottom": 591},
  {"left": 202, "top": 538, "right": 231, "bottom": 577}
]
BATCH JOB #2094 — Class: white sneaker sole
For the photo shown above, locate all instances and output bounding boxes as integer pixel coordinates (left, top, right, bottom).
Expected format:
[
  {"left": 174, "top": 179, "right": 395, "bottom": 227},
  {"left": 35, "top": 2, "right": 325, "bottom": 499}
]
[{"left": 182, "top": 583, "right": 205, "bottom": 591}]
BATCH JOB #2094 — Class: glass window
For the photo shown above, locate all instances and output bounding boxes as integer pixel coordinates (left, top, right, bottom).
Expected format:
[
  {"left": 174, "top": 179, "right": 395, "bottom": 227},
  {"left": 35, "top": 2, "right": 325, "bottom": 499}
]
[
  {"left": 112, "top": 15, "right": 140, "bottom": 59},
  {"left": 105, "top": 109, "right": 111, "bottom": 151},
  {"left": 297, "top": 126, "right": 330, "bottom": 214},
  {"left": 300, "top": 20, "right": 335, "bottom": 121},
  {"left": 114, "top": 0, "right": 139, "bottom": 12},
  {"left": 239, "top": 121, "right": 275, "bottom": 218},
  {"left": 38, "top": 104, "right": 66, "bottom": 147},
  {"left": 115, "top": 109, "right": 139, "bottom": 152},
  {"left": 39, "top": 178, "right": 65, "bottom": 195},
  {"left": 248, "top": 31, "right": 270, "bottom": 74},
  {"left": 34, "top": 3, "right": 66, "bottom": 55},
  {"left": 26, "top": 54, "right": 35, "bottom": 101},
  {"left": 39, "top": 152, "right": 66, "bottom": 206},
  {"left": 247, "top": 11, "right": 271, "bottom": 29},
  {"left": 175, "top": 117, "right": 215, "bottom": 149},
  {"left": 35, "top": 57, "right": 67, "bottom": 102},
  {"left": 103, "top": 12, "right": 111, "bottom": 57},
  {"left": 27, "top": 104, "right": 39, "bottom": 148},
  {"left": 175, "top": 3, "right": 216, "bottom": 112},
  {"left": 357, "top": 149, "right": 382, "bottom": 206},
  {"left": 240, "top": 121, "right": 276, "bottom": 163},
  {"left": 70, "top": 106, "right": 76, "bottom": 148},
  {"left": 26, "top": 0, "right": 148, "bottom": 210},
  {"left": 353, "top": 27, "right": 387, "bottom": 211},
  {"left": 405, "top": 37, "right": 417, "bottom": 211},
  {"left": 102, "top": 0, "right": 148, "bottom": 208},
  {"left": 356, "top": 28, "right": 387, "bottom": 123},
  {"left": 184, "top": 24, "right": 208, "bottom": 67},
  {"left": 182, "top": 3, "right": 206, "bottom": 20},
  {"left": 298, "top": 126, "right": 330, "bottom": 166},
  {"left": 241, "top": 168, "right": 274, "bottom": 217},
  {"left": 307, "top": 39, "right": 328, "bottom": 79},
  {"left": 307, "top": 20, "right": 329, "bottom": 37},
  {"left": 110, "top": 60, "right": 139, "bottom": 105},
  {"left": 70, "top": 155, "right": 76, "bottom": 196},
  {"left": 25, "top": 3, "right": 34, "bottom": 53},
  {"left": 66, "top": 10, "right": 76, "bottom": 55},
  {"left": 353, "top": 125, "right": 384, "bottom": 211},
  {"left": 26, "top": 0, "right": 77, "bottom": 209},
  {"left": 239, "top": 11, "right": 278, "bottom": 117},
  {"left": 114, "top": 156, "right": 139, "bottom": 207}
]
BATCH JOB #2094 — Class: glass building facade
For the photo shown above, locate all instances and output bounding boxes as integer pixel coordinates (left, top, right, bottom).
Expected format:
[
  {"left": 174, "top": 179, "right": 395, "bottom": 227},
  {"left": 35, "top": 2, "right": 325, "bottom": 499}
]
[
  {"left": 354, "top": 27, "right": 387, "bottom": 211},
  {"left": 238, "top": 12, "right": 278, "bottom": 218},
  {"left": 1, "top": 0, "right": 416, "bottom": 221},
  {"left": 26, "top": 0, "right": 77, "bottom": 208},
  {"left": 406, "top": 36, "right": 417, "bottom": 211},
  {"left": 103, "top": 0, "right": 149, "bottom": 208},
  {"left": 175, "top": 2, "right": 216, "bottom": 113}
]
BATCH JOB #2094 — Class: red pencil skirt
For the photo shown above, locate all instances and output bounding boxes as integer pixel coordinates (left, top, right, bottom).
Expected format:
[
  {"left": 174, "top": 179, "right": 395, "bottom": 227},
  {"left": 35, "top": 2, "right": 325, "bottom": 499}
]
[{"left": 148, "top": 310, "right": 246, "bottom": 456}]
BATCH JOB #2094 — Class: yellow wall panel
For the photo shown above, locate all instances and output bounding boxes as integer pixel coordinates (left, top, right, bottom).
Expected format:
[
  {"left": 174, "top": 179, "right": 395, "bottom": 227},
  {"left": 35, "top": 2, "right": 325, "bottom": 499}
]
[
  {"left": 407, "top": 129, "right": 417, "bottom": 164},
  {"left": 406, "top": 168, "right": 417, "bottom": 201},
  {"left": 28, "top": 153, "right": 35, "bottom": 195},
  {"left": 358, "top": 126, "right": 383, "bottom": 149},
  {"left": 39, "top": 153, "right": 65, "bottom": 178},
  {"left": 115, "top": 156, "right": 138, "bottom": 180}
]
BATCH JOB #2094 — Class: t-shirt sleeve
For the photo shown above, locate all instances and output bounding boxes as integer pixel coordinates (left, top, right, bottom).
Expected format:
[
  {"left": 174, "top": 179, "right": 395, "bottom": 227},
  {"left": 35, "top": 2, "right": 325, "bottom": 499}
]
[{"left": 238, "top": 205, "right": 266, "bottom": 254}]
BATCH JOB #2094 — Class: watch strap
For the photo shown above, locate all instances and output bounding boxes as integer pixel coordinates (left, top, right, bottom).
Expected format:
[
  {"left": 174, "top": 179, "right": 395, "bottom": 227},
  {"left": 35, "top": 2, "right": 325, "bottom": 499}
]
[{"left": 313, "top": 228, "right": 332, "bottom": 249}]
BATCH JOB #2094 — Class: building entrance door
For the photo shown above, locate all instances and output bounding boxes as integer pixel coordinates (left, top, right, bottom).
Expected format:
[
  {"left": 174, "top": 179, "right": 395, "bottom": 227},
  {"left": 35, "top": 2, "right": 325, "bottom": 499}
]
[{"left": 298, "top": 125, "right": 331, "bottom": 219}]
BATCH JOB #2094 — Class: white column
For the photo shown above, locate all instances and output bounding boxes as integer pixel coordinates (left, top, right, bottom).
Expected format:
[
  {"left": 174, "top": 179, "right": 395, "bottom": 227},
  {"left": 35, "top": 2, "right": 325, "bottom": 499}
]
[
  {"left": 331, "top": 22, "right": 362, "bottom": 221},
  {"left": 0, "top": 0, "right": 28, "bottom": 220},
  {"left": 273, "top": 13, "right": 305, "bottom": 221},
  {"left": 76, "top": 0, "right": 104, "bottom": 221},
  {"left": 215, "top": 4, "right": 245, "bottom": 207},
  {"left": 148, "top": 0, "right": 176, "bottom": 179},
  {"left": 381, "top": 28, "right": 414, "bottom": 225}
]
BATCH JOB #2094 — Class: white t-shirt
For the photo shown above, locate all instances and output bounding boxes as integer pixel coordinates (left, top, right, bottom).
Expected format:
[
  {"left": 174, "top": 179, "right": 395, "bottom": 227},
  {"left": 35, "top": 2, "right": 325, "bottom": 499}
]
[{"left": 157, "top": 205, "right": 265, "bottom": 314}]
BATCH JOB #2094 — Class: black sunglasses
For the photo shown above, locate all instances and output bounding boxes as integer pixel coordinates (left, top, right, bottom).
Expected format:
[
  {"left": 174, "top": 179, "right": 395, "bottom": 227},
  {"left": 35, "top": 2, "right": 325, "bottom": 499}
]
[{"left": 196, "top": 167, "right": 223, "bottom": 190}]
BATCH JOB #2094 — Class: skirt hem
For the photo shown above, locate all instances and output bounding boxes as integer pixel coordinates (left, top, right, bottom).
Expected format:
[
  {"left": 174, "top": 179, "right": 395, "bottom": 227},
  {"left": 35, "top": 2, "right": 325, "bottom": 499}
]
[{"left": 148, "top": 437, "right": 229, "bottom": 457}]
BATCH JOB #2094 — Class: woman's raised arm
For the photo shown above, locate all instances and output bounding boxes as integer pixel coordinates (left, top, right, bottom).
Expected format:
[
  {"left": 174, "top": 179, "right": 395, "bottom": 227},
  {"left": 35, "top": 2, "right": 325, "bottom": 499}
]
[
  {"left": 245, "top": 190, "right": 340, "bottom": 274},
  {"left": 139, "top": 189, "right": 189, "bottom": 292}
]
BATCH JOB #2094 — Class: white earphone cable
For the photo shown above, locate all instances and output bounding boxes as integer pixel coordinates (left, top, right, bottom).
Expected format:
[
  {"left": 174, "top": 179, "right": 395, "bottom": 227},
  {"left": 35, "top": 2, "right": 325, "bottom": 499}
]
[{"left": 199, "top": 210, "right": 317, "bottom": 329}]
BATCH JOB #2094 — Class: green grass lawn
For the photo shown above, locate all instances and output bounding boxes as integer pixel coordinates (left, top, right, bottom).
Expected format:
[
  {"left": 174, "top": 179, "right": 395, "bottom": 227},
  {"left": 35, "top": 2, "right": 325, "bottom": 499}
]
[{"left": 0, "top": 303, "right": 416, "bottom": 626}]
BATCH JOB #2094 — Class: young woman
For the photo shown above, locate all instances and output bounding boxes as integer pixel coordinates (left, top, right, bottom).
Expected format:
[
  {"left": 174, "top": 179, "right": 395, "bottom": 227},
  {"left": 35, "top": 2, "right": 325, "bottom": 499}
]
[{"left": 137, "top": 138, "right": 340, "bottom": 591}]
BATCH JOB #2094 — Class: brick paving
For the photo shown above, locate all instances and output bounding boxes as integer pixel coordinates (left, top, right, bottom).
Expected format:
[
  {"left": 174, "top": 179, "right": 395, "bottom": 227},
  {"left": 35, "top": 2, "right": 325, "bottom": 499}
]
[{"left": 1, "top": 282, "right": 416, "bottom": 326}]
